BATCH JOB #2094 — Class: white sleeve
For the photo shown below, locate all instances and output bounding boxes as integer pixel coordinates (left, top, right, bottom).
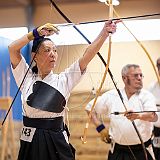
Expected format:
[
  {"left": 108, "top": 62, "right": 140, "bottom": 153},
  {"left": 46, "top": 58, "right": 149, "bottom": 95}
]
[
  {"left": 154, "top": 112, "right": 160, "bottom": 127},
  {"left": 63, "top": 59, "right": 86, "bottom": 92},
  {"left": 148, "top": 82, "right": 156, "bottom": 92},
  {"left": 86, "top": 92, "right": 109, "bottom": 114},
  {"left": 11, "top": 56, "right": 31, "bottom": 88},
  {"left": 140, "top": 90, "right": 157, "bottom": 111}
]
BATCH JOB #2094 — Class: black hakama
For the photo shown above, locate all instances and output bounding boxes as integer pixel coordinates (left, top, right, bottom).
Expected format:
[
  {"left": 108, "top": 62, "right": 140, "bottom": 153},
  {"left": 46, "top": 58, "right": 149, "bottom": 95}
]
[
  {"left": 18, "top": 117, "right": 75, "bottom": 160},
  {"left": 108, "top": 140, "right": 153, "bottom": 160}
]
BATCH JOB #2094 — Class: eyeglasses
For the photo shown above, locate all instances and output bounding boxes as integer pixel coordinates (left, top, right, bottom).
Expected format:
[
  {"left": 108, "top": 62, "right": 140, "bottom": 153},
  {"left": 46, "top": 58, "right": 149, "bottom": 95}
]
[{"left": 127, "top": 73, "right": 144, "bottom": 79}]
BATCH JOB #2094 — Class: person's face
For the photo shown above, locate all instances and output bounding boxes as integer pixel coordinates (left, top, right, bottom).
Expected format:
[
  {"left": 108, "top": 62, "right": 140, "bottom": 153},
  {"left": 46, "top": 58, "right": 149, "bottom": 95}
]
[
  {"left": 35, "top": 40, "right": 58, "bottom": 73},
  {"left": 157, "top": 59, "right": 160, "bottom": 75},
  {"left": 123, "top": 67, "right": 143, "bottom": 92}
]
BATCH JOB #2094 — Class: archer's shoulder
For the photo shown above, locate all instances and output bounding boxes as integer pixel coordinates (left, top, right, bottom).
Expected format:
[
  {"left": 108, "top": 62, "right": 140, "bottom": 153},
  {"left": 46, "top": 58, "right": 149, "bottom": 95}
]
[
  {"left": 140, "top": 89, "right": 155, "bottom": 98},
  {"left": 102, "top": 89, "right": 121, "bottom": 97}
]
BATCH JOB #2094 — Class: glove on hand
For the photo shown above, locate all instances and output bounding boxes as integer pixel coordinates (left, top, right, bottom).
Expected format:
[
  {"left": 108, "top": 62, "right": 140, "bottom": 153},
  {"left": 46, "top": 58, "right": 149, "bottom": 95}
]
[
  {"left": 27, "top": 23, "right": 59, "bottom": 40},
  {"left": 96, "top": 124, "right": 110, "bottom": 143}
]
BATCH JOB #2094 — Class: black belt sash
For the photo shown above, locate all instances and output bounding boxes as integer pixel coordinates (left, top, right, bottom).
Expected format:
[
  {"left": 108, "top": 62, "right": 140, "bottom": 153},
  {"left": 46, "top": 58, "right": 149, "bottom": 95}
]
[
  {"left": 23, "top": 116, "right": 64, "bottom": 130},
  {"left": 27, "top": 81, "right": 66, "bottom": 113},
  {"left": 115, "top": 139, "right": 151, "bottom": 151}
]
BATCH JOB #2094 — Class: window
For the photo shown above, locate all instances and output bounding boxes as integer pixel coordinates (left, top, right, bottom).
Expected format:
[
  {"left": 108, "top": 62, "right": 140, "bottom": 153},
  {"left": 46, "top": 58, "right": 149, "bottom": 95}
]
[{"left": 50, "top": 19, "right": 160, "bottom": 45}]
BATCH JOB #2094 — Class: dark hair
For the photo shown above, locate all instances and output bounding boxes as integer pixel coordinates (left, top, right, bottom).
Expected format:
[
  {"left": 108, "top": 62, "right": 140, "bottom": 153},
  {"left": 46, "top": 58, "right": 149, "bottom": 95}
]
[
  {"left": 31, "top": 37, "right": 52, "bottom": 74},
  {"left": 31, "top": 37, "right": 52, "bottom": 53}
]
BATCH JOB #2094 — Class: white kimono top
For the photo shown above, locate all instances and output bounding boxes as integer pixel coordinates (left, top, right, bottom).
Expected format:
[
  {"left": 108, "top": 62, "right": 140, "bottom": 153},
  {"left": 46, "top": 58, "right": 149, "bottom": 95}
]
[
  {"left": 12, "top": 56, "right": 85, "bottom": 119},
  {"left": 86, "top": 89, "right": 157, "bottom": 145}
]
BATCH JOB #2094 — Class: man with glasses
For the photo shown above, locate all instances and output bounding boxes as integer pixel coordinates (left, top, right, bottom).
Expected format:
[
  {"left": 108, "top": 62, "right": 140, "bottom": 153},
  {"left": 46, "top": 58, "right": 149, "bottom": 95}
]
[
  {"left": 86, "top": 64, "right": 158, "bottom": 160},
  {"left": 149, "top": 57, "right": 160, "bottom": 160}
]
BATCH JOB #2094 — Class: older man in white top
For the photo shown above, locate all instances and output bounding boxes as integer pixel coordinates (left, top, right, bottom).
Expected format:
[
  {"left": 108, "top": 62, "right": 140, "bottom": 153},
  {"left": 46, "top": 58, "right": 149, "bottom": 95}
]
[{"left": 86, "top": 64, "right": 158, "bottom": 160}]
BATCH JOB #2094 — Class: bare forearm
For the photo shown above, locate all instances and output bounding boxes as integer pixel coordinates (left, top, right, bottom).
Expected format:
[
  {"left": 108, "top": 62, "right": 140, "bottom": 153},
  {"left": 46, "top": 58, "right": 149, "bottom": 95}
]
[
  {"left": 8, "top": 35, "right": 30, "bottom": 68},
  {"left": 79, "top": 21, "right": 117, "bottom": 71},
  {"left": 86, "top": 110, "right": 101, "bottom": 127},
  {"left": 125, "top": 111, "right": 158, "bottom": 122},
  {"left": 138, "top": 112, "right": 158, "bottom": 122},
  {"left": 79, "top": 31, "right": 109, "bottom": 70},
  {"left": 9, "top": 35, "right": 30, "bottom": 52}
]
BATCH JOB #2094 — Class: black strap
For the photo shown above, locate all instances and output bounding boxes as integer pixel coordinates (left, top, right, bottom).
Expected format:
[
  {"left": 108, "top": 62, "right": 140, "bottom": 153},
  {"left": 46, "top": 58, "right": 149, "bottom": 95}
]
[
  {"left": 23, "top": 116, "right": 63, "bottom": 130},
  {"left": 115, "top": 139, "right": 152, "bottom": 151}
]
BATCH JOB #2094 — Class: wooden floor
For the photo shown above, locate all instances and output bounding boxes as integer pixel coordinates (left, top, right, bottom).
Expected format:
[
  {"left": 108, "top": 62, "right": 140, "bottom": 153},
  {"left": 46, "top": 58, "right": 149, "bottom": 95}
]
[{"left": 0, "top": 91, "right": 110, "bottom": 160}]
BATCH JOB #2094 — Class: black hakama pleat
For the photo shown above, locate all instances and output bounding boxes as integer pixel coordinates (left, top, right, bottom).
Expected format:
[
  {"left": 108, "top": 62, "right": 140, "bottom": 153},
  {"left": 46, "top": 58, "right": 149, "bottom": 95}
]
[
  {"left": 108, "top": 145, "right": 153, "bottom": 160},
  {"left": 18, "top": 128, "right": 75, "bottom": 160}
]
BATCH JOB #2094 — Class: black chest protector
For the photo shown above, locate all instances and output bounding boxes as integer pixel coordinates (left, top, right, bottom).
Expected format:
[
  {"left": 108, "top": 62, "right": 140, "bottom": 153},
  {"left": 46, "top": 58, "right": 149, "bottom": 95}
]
[{"left": 27, "top": 81, "right": 66, "bottom": 113}]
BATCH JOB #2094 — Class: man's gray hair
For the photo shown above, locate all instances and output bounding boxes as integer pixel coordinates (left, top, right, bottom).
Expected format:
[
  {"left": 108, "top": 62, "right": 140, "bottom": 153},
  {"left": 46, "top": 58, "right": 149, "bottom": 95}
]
[{"left": 121, "top": 64, "right": 140, "bottom": 76}]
